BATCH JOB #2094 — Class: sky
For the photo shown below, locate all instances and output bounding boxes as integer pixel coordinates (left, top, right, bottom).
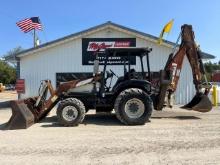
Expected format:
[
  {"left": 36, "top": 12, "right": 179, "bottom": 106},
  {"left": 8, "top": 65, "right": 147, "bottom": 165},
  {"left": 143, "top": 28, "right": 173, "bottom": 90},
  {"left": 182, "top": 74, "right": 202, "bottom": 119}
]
[{"left": 0, "top": 0, "right": 220, "bottom": 62}]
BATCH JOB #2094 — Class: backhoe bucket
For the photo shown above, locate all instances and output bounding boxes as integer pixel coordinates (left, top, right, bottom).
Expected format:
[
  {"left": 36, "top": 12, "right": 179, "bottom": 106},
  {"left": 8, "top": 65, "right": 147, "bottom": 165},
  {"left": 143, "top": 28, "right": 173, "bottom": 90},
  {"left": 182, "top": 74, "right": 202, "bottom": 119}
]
[
  {"left": 181, "top": 92, "right": 212, "bottom": 112},
  {"left": 4, "top": 100, "right": 35, "bottom": 130}
]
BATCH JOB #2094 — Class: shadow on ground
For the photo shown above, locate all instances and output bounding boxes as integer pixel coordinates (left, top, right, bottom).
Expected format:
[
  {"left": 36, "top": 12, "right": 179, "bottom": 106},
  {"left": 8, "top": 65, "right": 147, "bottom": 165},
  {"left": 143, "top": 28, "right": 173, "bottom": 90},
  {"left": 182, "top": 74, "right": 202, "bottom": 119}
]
[
  {"left": 152, "top": 110, "right": 201, "bottom": 120},
  {"left": 0, "top": 108, "right": 201, "bottom": 130},
  {"left": 40, "top": 113, "right": 123, "bottom": 128},
  {"left": 0, "top": 101, "right": 10, "bottom": 109},
  {"left": 0, "top": 123, "right": 7, "bottom": 130},
  {"left": 152, "top": 116, "right": 200, "bottom": 120},
  {"left": 40, "top": 112, "right": 200, "bottom": 128}
]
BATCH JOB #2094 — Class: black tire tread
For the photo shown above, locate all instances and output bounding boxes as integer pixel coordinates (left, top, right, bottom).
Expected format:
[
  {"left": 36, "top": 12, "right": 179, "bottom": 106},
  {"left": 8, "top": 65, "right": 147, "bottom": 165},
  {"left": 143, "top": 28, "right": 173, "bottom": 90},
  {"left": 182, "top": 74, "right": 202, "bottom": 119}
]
[
  {"left": 114, "top": 88, "right": 152, "bottom": 125},
  {"left": 56, "top": 98, "right": 86, "bottom": 126}
]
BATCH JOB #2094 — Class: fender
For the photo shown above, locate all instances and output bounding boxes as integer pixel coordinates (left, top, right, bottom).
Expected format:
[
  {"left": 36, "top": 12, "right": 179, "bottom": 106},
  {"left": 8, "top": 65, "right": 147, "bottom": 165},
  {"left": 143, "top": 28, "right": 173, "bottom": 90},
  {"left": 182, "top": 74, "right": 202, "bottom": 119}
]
[{"left": 112, "top": 79, "right": 151, "bottom": 96}]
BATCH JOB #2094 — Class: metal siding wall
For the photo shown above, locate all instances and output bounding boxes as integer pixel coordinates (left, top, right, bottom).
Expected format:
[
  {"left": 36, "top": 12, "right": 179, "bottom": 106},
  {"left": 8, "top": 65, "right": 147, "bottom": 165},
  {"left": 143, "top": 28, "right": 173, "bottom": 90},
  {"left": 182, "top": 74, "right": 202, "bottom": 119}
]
[
  {"left": 135, "top": 38, "right": 171, "bottom": 71},
  {"left": 175, "top": 57, "right": 195, "bottom": 104},
  {"left": 20, "top": 28, "right": 194, "bottom": 104},
  {"left": 20, "top": 39, "right": 93, "bottom": 98}
]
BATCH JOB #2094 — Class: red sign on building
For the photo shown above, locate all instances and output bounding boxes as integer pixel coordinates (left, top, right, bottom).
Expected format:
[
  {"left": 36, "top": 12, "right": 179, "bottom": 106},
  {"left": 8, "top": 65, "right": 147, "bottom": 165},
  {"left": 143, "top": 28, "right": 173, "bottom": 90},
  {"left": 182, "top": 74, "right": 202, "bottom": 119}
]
[
  {"left": 82, "top": 38, "right": 136, "bottom": 65},
  {"left": 16, "top": 79, "right": 25, "bottom": 93}
]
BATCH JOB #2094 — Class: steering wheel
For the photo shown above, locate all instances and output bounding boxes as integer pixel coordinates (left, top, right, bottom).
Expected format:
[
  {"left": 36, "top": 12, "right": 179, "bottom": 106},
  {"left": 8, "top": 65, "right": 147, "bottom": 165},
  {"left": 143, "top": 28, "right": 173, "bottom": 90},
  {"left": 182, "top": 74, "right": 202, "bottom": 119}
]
[{"left": 109, "top": 69, "right": 119, "bottom": 78}]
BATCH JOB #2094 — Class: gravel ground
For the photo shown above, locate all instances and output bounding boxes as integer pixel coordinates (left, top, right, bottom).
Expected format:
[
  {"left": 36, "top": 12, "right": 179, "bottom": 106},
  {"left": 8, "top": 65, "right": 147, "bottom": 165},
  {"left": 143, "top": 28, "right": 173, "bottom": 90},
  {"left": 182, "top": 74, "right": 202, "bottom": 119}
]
[{"left": 0, "top": 92, "right": 220, "bottom": 165}]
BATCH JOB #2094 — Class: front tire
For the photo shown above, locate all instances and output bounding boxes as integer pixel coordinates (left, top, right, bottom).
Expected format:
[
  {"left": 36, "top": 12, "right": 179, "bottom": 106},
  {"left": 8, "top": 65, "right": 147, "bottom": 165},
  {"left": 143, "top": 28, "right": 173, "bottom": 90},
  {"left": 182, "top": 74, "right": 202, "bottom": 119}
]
[
  {"left": 57, "top": 98, "right": 86, "bottom": 126},
  {"left": 114, "top": 88, "right": 152, "bottom": 125}
]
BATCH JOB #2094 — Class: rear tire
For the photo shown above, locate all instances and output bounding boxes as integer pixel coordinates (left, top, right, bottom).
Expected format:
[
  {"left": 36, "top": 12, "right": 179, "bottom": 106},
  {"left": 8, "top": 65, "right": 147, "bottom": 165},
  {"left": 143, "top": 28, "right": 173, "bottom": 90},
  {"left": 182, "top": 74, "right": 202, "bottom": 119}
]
[
  {"left": 114, "top": 88, "right": 152, "bottom": 125},
  {"left": 57, "top": 98, "right": 85, "bottom": 126}
]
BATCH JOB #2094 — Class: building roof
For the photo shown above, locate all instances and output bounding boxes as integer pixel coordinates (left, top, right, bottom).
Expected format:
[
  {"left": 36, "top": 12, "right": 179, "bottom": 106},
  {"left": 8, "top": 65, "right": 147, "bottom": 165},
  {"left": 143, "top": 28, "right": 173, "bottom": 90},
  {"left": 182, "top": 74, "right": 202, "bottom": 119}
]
[{"left": 5, "top": 21, "right": 215, "bottom": 60}]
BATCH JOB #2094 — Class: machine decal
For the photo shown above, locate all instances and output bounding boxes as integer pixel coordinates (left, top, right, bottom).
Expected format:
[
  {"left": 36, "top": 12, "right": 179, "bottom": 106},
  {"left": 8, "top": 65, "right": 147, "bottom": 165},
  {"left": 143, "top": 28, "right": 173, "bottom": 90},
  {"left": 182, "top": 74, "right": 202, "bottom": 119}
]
[{"left": 51, "top": 95, "right": 58, "bottom": 102}]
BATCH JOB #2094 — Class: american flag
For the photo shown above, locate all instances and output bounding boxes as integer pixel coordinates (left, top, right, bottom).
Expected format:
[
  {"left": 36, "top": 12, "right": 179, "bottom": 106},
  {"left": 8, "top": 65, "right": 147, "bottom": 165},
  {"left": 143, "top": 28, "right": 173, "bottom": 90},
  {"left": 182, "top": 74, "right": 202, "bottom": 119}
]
[{"left": 16, "top": 17, "right": 42, "bottom": 33}]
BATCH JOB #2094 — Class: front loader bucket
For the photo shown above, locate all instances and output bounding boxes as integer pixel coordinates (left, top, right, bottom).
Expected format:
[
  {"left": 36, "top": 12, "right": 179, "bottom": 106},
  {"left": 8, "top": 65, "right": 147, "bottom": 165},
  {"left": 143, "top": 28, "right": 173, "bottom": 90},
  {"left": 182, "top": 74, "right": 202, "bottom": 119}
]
[
  {"left": 181, "top": 92, "right": 212, "bottom": 112},
  {"left": 4, "top": 100, "right": 35, "bottom": 130}
]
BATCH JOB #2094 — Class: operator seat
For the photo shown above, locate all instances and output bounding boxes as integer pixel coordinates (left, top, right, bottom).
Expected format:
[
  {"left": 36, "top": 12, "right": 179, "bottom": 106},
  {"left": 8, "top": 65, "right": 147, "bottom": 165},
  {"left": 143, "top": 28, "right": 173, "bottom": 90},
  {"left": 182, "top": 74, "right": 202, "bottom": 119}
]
[{"left": 112, "top": 68, "right": 137, "bottom": 89}]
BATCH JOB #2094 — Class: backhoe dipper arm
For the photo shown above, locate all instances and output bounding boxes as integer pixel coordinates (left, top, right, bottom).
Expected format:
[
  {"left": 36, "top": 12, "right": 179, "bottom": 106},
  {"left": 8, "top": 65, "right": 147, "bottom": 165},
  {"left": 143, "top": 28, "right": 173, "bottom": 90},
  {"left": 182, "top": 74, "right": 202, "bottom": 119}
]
[
  {"left": 166, "top": 25, "right": 205, "bottom": 93},
  {"left": 162, "top": 24, "right": 212, "bottom": 112}
]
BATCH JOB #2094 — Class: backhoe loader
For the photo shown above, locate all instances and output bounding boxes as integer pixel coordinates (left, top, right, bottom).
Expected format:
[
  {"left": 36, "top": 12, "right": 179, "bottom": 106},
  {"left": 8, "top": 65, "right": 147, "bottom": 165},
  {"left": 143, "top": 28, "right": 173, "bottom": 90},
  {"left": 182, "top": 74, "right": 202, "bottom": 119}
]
[{"left": 3, "top": 24, "right": 212, "bottom": 130}]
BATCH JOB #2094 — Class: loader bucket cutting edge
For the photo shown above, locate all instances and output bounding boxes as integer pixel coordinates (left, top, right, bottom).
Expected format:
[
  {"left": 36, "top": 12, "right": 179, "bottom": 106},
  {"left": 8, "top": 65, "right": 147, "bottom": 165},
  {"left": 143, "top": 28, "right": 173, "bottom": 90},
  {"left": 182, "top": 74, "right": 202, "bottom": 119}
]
[
  {"left": 4, "top": 100, "right": 35, "bottom": 130},
  {"left": 181, "top": 93, "right": 212, "bottom": 113}
]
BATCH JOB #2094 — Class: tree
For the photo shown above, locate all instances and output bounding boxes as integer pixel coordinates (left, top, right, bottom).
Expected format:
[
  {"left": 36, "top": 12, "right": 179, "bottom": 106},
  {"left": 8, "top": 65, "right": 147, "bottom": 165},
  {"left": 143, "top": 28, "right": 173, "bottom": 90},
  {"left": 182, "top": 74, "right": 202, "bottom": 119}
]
[
  {"left": 0, "top": 60, "right": 16, "bottom": 84},
  {"left": 3, "top": 46, "right": 23, "bottom": 67},
  {"left": 204, "top": 61, "right": 220, "bottom": 73},
  {"left": 0, "top": 46, "right": 23, "bottom": 84},
  {"left": 204, "top": 61, "right": 220, "bottom": 81}
]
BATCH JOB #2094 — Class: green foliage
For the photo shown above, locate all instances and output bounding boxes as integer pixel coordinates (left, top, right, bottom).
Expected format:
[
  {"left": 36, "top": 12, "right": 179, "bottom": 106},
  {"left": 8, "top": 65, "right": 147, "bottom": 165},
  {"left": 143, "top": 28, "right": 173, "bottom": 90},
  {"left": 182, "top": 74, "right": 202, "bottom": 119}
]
[
  {"left": 204, "top": 61, "right": 220, "bottom": 73},
  {"left": 0, "top": 60, "right": 16, "bottom": 84},
  {"left": 3, "top": 46, "right": 23, "bottom": 58},
  {"left": 204, "top": 61, "right": 220, "bottom": 81},
  {"left": 0, "top": 46, "right": 23, "bottom": 84}
]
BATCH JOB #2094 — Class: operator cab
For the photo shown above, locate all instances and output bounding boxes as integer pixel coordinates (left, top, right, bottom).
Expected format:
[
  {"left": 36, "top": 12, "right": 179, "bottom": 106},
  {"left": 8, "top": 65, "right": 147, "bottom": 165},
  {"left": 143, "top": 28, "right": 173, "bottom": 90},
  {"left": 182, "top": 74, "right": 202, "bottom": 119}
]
[{"left": 93, "top": 47, "right": 153, "bottom": 93}]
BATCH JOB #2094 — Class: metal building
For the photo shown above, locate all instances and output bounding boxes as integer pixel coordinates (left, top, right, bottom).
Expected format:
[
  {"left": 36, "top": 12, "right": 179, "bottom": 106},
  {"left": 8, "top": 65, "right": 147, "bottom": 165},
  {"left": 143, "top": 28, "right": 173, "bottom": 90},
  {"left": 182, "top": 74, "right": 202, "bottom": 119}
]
[{"left": 10, "top": 21, "right": 215, "bottom": 104}]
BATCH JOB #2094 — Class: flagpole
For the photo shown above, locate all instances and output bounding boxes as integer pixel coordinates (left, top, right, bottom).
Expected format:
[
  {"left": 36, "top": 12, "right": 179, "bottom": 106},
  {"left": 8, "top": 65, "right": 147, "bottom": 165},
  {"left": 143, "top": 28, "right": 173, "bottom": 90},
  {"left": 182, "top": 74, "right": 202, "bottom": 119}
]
[{"left": 33, "top": 29, "right": 36, "bottom": 47}]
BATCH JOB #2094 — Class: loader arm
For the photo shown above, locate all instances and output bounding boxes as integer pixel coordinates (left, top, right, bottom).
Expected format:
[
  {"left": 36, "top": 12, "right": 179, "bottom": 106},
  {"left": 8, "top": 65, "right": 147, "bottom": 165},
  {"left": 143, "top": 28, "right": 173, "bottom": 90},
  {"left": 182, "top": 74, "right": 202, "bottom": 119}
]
[
  {"left": 5, "top": 75, "right": 101, "bottom": 130},
  {"left": 34, "top": 79, "right": 79, "bottom": 121},
  {"left": 157, "top": 24, "right": 212, "bottom": 112}
]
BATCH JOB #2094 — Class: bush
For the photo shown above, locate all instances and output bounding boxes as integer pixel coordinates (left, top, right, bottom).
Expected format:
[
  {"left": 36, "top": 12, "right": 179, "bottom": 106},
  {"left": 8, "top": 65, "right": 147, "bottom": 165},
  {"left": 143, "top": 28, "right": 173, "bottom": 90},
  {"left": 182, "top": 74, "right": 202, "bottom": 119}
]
[{"left": 0, "top": 60, "right": 16, "bottom": 84}]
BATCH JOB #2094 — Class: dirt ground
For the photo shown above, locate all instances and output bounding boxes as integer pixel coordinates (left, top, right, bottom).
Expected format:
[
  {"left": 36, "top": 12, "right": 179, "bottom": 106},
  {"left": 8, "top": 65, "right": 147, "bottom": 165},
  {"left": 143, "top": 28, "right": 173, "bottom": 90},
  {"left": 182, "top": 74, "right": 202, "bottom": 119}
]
[
  {"left": 0, "top": 91, "right": 220, "bottom": 165},
  {"left": 0, "top": 91, "right": 17, "bottom": 101}
]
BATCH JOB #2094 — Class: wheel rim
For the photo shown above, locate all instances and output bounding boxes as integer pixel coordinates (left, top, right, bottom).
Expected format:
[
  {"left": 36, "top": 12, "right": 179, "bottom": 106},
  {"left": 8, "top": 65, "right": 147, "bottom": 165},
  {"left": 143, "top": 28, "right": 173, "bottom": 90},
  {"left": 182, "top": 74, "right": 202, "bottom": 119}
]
[
  {"left": 62, "top": 106, "right": 78, "bottom": 122},
  {"left": 124, "top": 98, "right": 145, "bottom": 119}
]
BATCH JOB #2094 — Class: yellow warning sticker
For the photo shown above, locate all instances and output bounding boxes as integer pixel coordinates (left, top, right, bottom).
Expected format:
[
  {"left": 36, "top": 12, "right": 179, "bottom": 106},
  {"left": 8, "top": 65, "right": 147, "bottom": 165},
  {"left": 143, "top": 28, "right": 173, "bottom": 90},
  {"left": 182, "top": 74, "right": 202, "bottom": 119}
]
[{"left": 51, "top": 95, "right": 58, "bottom": 102}]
